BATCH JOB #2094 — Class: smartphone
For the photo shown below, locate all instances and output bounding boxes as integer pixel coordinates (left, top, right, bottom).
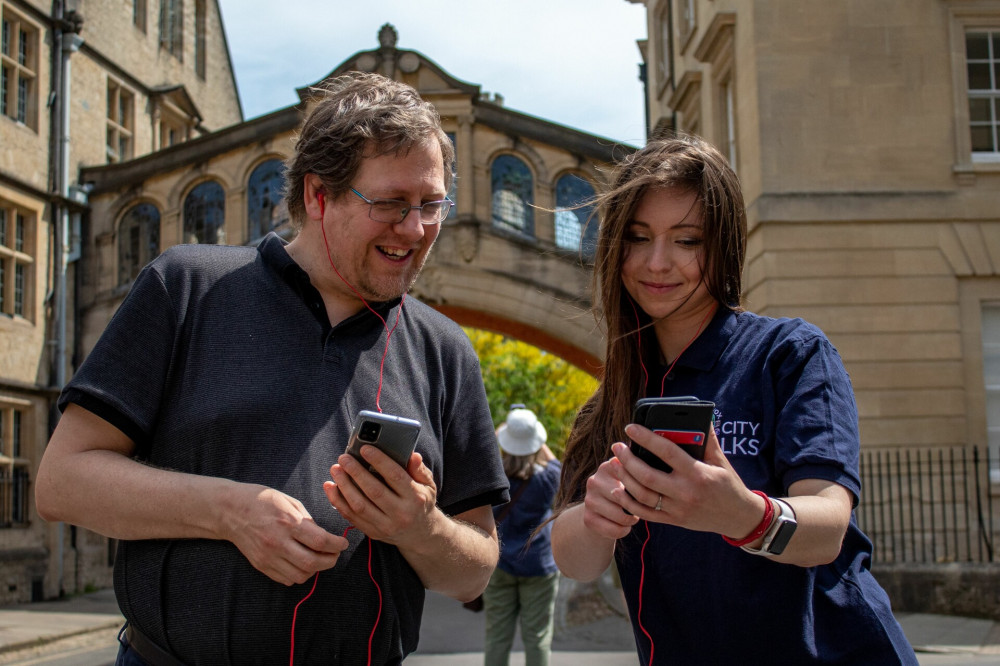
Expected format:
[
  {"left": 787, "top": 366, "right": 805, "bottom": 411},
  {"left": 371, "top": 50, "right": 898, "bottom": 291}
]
[
  {"left": 630, "top": 396, "right": 715, "bottom": 473},
  {"left": 346, "top": 410, "right": 421, "bottom": 480}
]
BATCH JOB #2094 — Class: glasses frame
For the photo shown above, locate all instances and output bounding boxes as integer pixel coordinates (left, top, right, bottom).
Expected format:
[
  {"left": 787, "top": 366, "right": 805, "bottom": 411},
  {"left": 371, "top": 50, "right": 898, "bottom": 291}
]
[{"left": 350, "top": 188, "right": 454, "bottom": 225}]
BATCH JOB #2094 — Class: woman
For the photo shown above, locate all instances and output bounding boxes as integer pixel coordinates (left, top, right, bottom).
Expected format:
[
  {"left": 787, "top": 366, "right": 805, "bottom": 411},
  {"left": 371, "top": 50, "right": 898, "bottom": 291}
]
[
  {"left": 550, "top": 136, "right": 917, "bottom": 665},
  {"left": 484, "top": 406, "right": 562, "bottom": 666}
]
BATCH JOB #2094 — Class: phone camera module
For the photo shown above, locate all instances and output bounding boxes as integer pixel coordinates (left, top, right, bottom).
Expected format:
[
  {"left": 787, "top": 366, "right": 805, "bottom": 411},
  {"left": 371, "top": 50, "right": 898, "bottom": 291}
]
[{"left": 359, "top": 421, "right": 381, "bottom": 443}]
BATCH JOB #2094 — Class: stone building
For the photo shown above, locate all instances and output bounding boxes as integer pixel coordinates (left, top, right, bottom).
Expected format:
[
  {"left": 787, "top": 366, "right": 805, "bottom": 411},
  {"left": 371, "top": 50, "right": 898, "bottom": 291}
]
[
  {"left": 626, "top": 3, "right": 1000, "bottom": 606},
  {"left": 0, "top": 0, "right": 240, "bottom": 603},
  {"left": 2, "top": 6, "right": 625, "bottom": 600},
  {"left": 628, "top": 0, "right": 1000, "bottom": 457}
]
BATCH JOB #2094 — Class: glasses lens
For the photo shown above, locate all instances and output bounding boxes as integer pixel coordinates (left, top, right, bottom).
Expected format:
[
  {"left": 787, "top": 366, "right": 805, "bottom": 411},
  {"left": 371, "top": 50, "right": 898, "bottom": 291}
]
[
  {"left": 370, "top": 200, "right": 408, "bottom": 223},
  {"left": 416, "top": 201, "right": 443, "bottom": 224},
  {"left": 428, "top": 200, "right": 452, "bottom": 223}
]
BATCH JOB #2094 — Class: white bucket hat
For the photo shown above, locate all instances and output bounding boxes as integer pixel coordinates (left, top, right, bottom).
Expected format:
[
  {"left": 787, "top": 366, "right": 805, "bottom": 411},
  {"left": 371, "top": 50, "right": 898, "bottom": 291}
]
[{"left": 497, "top": 407, "right": 547, "bottom": 456}]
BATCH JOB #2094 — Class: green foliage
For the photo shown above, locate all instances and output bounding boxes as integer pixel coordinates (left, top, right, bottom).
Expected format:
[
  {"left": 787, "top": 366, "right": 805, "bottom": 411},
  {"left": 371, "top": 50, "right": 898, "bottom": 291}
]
[{"left": 463, "top": 327, "right": 598, "bottom": 459}]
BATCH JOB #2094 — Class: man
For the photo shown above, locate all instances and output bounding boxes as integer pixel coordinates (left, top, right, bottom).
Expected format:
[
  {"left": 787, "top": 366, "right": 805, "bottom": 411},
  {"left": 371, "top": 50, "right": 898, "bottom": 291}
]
[{"left": 35, "top": 72, "right": 508, "bottom": 665}]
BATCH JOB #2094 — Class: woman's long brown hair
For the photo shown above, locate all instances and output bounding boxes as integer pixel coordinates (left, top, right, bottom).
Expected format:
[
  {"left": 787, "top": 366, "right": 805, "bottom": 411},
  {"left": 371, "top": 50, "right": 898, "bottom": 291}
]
[{"left": 554, "top": 135, "right": 748, "bottom": 512}]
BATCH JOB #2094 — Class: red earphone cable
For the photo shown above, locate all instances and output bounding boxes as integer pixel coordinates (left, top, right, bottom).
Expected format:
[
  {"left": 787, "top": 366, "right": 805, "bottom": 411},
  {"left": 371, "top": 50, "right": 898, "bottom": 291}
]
[
  {"left": 288, "top": 192, "right": 400, "bottom": 664},
  {"left": 636, "top": 521, "right": 655, "bottom": 665},
  {"left": 289, "top": 526, "right": 383, "bottom": 666},
  {"left": 631, "top": 303, "right": 714, "bottom": 666},
  {"left": 318, "top": 195, "right": 406, "bottom": 414}
]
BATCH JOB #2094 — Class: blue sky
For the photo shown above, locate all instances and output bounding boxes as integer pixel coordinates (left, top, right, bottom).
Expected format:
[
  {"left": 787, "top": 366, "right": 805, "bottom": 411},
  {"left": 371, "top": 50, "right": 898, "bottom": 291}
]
[{"left": 216, "top": 0, "right": 648, "bottom": 146}]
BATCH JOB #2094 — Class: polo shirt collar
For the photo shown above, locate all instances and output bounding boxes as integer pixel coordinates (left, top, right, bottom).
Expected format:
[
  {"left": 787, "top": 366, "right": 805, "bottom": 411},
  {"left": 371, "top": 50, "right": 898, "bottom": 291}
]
[
  {"left": 256, "top": 232, "right": 402, "bottom": 324},
  {"left": 665, "top": 307, "right": 740, "bottom": 374}
]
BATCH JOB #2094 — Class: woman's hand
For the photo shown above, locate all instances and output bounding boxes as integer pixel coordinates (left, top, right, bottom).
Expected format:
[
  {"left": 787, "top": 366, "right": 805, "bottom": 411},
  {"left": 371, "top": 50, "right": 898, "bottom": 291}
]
[
  {"left": 580, "top": 455, "right": 641, "bottom": 541},
  {"left": 612, "top": 424, "right": 854, "bottom": 565},
  {"left": 611, "top": 424, "right": 765, "bottom": 540}
]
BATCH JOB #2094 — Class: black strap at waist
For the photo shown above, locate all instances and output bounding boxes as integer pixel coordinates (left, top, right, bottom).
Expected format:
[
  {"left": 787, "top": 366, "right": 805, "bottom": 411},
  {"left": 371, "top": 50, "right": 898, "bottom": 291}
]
[{"left": 124, "top": 623, "right": 187, "bottom": 666}]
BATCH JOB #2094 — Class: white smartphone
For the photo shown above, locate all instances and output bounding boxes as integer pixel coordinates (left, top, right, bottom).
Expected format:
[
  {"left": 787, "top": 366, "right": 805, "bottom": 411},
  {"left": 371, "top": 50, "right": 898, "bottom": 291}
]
[{"left": 345, "top": 410, "right": 421, "bottom": 479}]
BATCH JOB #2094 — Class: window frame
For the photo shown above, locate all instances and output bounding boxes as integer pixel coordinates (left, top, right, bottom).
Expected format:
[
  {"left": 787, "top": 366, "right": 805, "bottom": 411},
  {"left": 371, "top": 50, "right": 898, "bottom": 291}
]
[
  {"left": 133, "top": 0, "right": 147, "bottom": 32},
  {"left": 0, "top": 399, "right": 31, "bottom": 528},
  {"left": 979, "top": 302, "right": 1000, "bottom": 484},
  {"left": 654, "top": 2, "right": 674, "bottom": 100},
  {"left": 947, "top": 4, "right": 1000, "bottom": 173},
  {"left": 490, "top": 154, "right": 535, "bottom": 238},
  {"left": 194, "top": 0, "right": 206, "bottom": 79},
  {"left": 0, "top": 5, "right": 39, "bottom": 130},
  {"left": 183, "top": 180, "right": 226, "bottom": 245},
  {"left": 677, "top": 0, "right": 697, "bottom": 52},
  {"left": 554, "top": 172, "right": 598, "bottom": 260},
  {"left": 159, "top": 0, "right": 184, "bottom": 60},
  {"left": 106, "top": 78, "right": 135, "bottom": 163},
  {"left": 966, "top": 30, "right": 1000, "bottom": 161},
  {"left": 117, "top": 201, "right": 160, "bottom": 286},
  {"left": 0, "top": 200, "right": 34, "bottom": 321},
  {"left": 246, "top": 160, "right": 288, "bottom": 243}
]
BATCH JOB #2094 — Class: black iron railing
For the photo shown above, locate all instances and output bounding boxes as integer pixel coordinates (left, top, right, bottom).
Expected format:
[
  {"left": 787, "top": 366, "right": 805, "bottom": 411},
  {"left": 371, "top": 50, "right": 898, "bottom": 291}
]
[{"left": 858, "top": 446, "right": 999, "bottom": 564}]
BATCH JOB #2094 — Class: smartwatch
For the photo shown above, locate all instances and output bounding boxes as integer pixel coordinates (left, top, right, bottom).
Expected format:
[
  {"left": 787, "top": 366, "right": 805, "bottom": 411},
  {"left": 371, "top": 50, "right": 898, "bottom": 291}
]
[{"left": 741, "top": 497, "right": 797, "bottom": 556}]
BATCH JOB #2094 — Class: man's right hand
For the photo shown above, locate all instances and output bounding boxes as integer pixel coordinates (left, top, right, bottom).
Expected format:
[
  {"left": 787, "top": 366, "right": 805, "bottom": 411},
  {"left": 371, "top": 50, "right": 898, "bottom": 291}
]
[
  {"left": 226, "top": 485, "right": 349, "bottom": 586},
  {"left": 36, "top": 404, "right": 349, "bottom": 587}
]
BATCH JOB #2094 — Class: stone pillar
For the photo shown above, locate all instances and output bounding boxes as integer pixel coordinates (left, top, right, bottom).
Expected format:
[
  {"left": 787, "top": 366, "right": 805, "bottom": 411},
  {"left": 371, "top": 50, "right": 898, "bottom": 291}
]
[{"left": 457, "top": 115, "right": 474, "bottom": 220}]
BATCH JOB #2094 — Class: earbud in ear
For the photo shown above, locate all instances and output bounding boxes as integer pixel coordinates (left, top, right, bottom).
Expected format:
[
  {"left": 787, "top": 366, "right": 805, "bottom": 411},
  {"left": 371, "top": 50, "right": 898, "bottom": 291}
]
[{"left": 316, "top": 191, "right": 325, "bottom": 215}]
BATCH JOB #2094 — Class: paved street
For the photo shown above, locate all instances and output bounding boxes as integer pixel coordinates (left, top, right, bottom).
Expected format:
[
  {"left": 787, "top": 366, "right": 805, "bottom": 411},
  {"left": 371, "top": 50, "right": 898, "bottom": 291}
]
[{"left": 2, "top": 584, "right": 1000, "bottom": 664}]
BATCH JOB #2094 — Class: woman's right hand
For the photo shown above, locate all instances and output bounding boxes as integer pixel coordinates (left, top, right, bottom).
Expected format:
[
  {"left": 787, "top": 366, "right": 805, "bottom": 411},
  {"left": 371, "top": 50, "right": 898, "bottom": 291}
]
[
  {"left": 581, "top": 454, "right": 641, "bottom": 540},
  {"left": 552, "top": 453, "right": 638, "bottom": 581}
]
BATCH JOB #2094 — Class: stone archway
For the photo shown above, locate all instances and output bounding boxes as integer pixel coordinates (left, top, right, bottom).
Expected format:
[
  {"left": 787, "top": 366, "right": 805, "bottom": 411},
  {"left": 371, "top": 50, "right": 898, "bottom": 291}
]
[{"left": 412, "top": 220, "right": 604, "bottom": 377}]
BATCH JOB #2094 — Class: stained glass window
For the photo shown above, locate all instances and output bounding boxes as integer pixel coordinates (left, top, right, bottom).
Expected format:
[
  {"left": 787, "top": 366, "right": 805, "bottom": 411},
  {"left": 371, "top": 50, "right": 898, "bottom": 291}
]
[
  {"left": 247, "top": 160, "right": 287, "bottom": 242},
  {"left": 118, "top": 202, "right": 160, "bottom": 285},
  {"left": 184, "top": 181, "right": 225, "bottom": 244},
  {"left": 491, "top": 155, "right": 533, "bottom": 236},
  {"left": 555, "top": 174, "right": 597, "bottom": 259}
]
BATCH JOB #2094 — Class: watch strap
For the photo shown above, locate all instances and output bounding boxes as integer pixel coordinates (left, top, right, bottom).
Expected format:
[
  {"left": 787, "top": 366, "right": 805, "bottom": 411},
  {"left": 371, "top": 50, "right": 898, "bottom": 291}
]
[{"left": 741, "top": 497, "right": 797, "bottom": 556}]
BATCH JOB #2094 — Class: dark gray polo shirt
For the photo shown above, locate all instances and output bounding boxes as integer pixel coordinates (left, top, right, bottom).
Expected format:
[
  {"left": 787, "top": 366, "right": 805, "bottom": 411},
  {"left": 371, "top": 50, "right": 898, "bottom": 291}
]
[{"left": 60, "top": 233, "right": 508, "bottom": 664}]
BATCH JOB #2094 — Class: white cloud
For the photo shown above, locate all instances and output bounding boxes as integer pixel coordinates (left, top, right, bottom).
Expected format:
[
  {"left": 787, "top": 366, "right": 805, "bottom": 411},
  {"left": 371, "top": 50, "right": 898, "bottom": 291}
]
[{"left": 217, "top": 0, "right": 648, "bottom": 145}]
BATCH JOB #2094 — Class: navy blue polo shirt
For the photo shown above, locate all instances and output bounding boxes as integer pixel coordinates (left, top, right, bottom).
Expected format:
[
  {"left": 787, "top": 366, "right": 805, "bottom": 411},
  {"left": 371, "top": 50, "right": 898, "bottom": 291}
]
[
  {"left": 614, "top": 309, "right": 917, "bottom": 665},
  {"left": 60, "top": 233, "right": 508, "bottom": 665},
  {"left": 495, "top": 459, "right": 561, "bottom": 577}
]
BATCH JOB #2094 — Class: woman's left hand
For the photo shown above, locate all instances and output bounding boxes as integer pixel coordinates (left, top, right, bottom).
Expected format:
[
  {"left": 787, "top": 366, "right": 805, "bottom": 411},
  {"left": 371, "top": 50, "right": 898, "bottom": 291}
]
[{"left": 611, "top": 424, "right": 765, "bottom": 539}]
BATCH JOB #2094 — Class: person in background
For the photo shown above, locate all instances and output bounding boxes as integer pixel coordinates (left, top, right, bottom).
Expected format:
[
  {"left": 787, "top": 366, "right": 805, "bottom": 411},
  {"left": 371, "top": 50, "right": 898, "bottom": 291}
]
[
  {"left": 484, "top": 406, "right": 562, "bottom": 666},
  {"left": 549, "top": 135, "right": 918, "bottom": 665}
]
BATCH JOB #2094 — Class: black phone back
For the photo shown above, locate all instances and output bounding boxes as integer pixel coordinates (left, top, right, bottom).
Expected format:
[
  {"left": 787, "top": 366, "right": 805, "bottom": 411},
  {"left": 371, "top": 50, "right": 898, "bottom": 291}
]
[{"left": 630, "top": 397, "right": 715, "bottom": 473}]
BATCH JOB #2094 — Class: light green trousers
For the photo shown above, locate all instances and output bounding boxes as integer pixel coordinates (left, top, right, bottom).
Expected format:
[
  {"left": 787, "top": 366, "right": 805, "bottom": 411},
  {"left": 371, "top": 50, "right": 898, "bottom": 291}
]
[{"left": 482, "top": 568, "right": 560, "bottom": 666}]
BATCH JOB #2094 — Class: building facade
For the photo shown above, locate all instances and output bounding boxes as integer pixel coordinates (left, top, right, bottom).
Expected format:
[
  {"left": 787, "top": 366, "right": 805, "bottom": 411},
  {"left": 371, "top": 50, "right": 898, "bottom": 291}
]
[
  {"left": 629, "top": 0, "right": 1000, "bottom": 456},
  {"left": 0, "top": 0, "right": 240, "bottom": 602},
  {"left": 3, "top": 10, "right": 623, "bottom": 601}
]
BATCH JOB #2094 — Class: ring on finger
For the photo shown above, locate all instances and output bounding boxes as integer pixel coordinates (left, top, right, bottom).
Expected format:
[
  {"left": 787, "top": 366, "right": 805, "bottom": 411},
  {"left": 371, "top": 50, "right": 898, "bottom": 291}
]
[{"left": 654, "top": 494, "right": 663, "bottom": 511}]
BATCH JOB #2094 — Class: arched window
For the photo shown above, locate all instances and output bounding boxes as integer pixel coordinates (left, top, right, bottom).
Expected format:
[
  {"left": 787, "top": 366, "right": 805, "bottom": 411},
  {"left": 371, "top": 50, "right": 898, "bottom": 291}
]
[
  {"left": 555, "top": 174, "right": 598, "bottom": 258},
  {"left": 491, "top": 155, "right": 533, "bottom": 236},
  {"left": 183, "top": 181, "right": 226, "bottom": 244},
  {"left": 118, "top": 202, "right": 160, "bottom": 285},
  {"left": 247, "top": 160, "right": 288, "bottom": 242}
]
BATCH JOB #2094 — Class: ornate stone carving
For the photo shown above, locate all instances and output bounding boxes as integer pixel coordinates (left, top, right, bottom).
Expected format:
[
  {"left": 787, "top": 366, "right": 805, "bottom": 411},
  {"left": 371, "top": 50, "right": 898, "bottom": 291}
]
[
  {"left": 355, "top": 53, "right": 377, "bottom": 72},
  {"left": 455, "top": 223, "right": 479, "bottom": 263},
  {"left": 378, "top": 23, "right": 398, "bottom": 49}
]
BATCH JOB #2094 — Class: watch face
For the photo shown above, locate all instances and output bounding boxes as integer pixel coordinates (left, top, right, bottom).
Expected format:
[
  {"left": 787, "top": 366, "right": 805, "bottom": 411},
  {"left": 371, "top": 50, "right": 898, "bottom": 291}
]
[{"left": 766, "top": 517, "right": 797, "bottom": 555}]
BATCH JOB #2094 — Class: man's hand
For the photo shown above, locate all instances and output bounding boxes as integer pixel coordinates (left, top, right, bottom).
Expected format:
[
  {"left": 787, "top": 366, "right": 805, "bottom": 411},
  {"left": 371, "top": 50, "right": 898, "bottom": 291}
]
[
  {"left": 323, "top": 446, "right": 438, "bottom": 547},
  {"left": 35, "top": 404, "right": 351, "bottom": 587},
  {"left": 323, "top": 446, "right": 499, "bottom": 600},
  {"left": 225, "top": 485, "right": 350, "bottom": 586}
]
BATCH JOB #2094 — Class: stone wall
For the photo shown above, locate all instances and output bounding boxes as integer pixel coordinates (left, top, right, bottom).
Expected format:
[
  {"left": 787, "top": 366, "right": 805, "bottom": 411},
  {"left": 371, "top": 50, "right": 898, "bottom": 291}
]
[{"left": 874, "top": 563, "right": 1000, "bottom": 622}]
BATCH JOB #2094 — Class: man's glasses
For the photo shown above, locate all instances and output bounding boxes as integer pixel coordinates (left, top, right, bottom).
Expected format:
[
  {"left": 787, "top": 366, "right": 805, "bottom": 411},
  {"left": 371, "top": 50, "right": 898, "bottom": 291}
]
[{"left": 351, "top": 188, "right": 454, "bottom": 225}]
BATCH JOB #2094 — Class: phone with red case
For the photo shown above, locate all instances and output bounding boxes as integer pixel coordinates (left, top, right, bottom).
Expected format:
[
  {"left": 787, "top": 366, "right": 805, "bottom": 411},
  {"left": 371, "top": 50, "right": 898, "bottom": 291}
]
[{"left": 630, "top": 396, "right": 715, "bottom": 473}]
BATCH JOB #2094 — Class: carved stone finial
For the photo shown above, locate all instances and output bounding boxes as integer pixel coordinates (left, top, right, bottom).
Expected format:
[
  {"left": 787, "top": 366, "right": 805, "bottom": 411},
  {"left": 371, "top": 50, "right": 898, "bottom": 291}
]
[{"left": 378, "top": 24, "right": 398, "bottom": 49}]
